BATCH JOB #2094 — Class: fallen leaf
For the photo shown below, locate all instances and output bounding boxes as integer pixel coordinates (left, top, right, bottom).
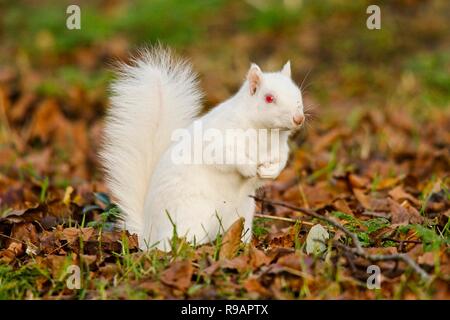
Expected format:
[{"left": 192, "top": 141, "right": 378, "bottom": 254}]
[
  {"left": 0, "top": 204, "right": 46, "bottom": 224},
  {"left": 277, "top": 253, "right": 303, "bottom": 270},
  {"left": 202, "top": 261, "right": 221, "bottom": 276},
  {"left": 249, "top": 246, "right": 272, "bottom": 268},
  {"left": 388, "top": 186, "right": 420, "bottom": 206},
  {"left": 221, "top": 255, "right": 249, "bottom": 272},
  {"left": 62, "top": 227, "right": 94, "bottom": 244},
  {"left": 353, "top": 188, "right": 390, "bottom": 211},
  {"left": 348, "top": 174, "right": 370, "bottom": 189},
  {"left": 313, "top": 127, "right": 348, "bottom": 152},
  {"left": 244, "top": 277, "right": 271, "bottom": 297},
  {"left": 418, "top": 252, "right": 436, "bottom": 266},
  {"left": 0, "top": 242, "right": 23, "bottom": 263},
  {"left": 45, "top": 255, "right": 68, "bottom": 278},
  {"left": 389, "top": 199, "right": 423, "bottom": 225},
  {"left": 11, "top": 222, "right": 39, "bottom": 245},
  {"left": 219, "top": 217, "right": 244, "bottom": 259},
  {"left": 333, "top": 198, "right": 353, "bottom": 215},
  {"left": 160, "top": 260, "right": 193, "bottom": 291}
]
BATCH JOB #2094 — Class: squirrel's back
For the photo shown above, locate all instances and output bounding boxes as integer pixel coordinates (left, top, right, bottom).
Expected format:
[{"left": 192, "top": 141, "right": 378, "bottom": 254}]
[{"left": 101, "top": 46, "right": 203, "bottom": 237}]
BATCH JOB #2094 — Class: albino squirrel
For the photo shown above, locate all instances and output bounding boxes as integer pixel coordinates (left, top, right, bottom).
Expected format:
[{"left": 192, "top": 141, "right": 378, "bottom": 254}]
[{"left": 101, "top": 47, "right": 304, "bottom": 250}]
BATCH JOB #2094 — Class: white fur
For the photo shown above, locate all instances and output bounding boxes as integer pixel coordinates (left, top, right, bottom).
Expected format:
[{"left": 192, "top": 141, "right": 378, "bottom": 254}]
[{"left": 102, "top": 47, "right": 304, "bottom": 250}]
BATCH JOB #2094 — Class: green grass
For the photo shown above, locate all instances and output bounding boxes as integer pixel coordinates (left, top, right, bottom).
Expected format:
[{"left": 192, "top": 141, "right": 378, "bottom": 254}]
[
  {"left": 307, "top": 141, "right": 339, "bottom": 183},
  {"left": 252, "top": 217, "right": 270, "bottom": 238},
  {"left": 333, "top": 211, "right": 391, "bottom": 247},
  {"left": 405, "top": 52, "right": 450, "bottom": 107},
  {"left": 0, "top": 264, "right": 43, "bottom": 299}
]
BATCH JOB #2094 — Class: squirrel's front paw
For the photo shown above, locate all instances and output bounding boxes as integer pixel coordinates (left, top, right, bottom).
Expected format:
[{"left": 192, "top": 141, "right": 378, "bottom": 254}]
[
  {"left": 257, "top": 161, "right": 281, "bottom": 179},
  {"left": 238, "top": 163, "right": 258, "bottom": 178}
]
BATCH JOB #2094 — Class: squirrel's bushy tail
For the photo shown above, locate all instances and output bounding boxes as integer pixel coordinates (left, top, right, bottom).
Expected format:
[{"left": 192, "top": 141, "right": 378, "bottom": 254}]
[{"left": 101, "top": 46, "right": 203, "bottom": 237}]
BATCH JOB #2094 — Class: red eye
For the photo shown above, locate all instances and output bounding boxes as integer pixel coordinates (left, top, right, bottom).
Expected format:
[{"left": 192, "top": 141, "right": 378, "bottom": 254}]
[{"left": 265, "top": 94, "right": 274, "bottom": 104}]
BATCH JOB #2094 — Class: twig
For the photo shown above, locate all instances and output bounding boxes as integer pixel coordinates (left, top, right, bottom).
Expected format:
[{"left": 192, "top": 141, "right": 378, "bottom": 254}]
[
  {"left": 251, "top": 195, "right": 363, "bottom": 253},
  {"left": 251, "top": 195, "right": 431, "bottom": 282},
  {"left": 254, "top": 213, "right": 315, "bottom": 226},
  {"left": 361, "top": 211, "right": 390, "bottom": 219},
  {"left": 334, "top": 242, "right": 430, "bottom": 281},
  {"left": 0, "top": 233, "right": 27, "bottom": 245},
  {"left": 383, "top": 238, "right": 422, "bottom": 244}
]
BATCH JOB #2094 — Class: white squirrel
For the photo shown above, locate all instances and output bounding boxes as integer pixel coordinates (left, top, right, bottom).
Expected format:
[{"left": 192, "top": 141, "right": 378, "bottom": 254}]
[{"left": 101, "top": 47, "right": 305, "bottom": 250}]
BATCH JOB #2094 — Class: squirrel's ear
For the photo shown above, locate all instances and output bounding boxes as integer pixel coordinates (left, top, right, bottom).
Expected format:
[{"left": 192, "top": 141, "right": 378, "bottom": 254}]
[
  {"left": 281, "top": 61, "right": 291, "bottom": 78},
  {"left": 247, "top": 63, "right": 262, "bottom": 95}
]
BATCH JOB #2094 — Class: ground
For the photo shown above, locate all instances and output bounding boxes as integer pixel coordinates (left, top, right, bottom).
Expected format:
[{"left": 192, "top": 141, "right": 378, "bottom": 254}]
[{"left": 0, "top": 0, "right": 449, "bottom": 299}]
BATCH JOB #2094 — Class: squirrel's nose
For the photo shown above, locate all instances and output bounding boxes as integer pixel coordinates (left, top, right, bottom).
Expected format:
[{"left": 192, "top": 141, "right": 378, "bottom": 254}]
[{"left": 293, "top": 113, "right": 305, "bottom": 126}]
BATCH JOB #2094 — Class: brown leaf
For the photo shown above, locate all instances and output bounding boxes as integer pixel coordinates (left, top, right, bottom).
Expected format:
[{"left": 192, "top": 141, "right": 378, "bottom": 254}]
[
  {"left": 244, "top": 277, "right": 271, "bottom": 297},
  {"left": 9, "top": 93, "right": 36, "bottom": 122},
  {"left": 29, "top": 99, "right": 70, "bottom": 143},
  {"left": 45, "top": 255, "right": 68, "bottom": 278},
  {"left": 127, "top": 233, "right": 139, "bottom": 249},
  {"left": 418, "top": 252, "right": 436, "bottom": 266},
  {"left": 268, "top": 229, "right": 295, "bottom": 248},
  {"left": 277, "top": 253, "right": 303, "bottom": 270},
  {"left": 348, "top": 174, "right": 370, "bottom": 189},
  {"left": 376, "top": 176, "right": 402, "bottom": 190},
  {"left": 11, "top": 222, "right": 39, "bottom": 245},
  {"left": 249, "top": 246, "right": 272, "bottom": 268},
  {"left": 99, "top": 263, "right": 121, "bottom": 278},
  {"left": 80, "top": 254, "right": 97, "bottom": 266},
  {"left": 313, "top": 128, "right": 349, "bottom": 152},
  {"left": 389, "top": 199, "right": 423, "bottom": 225},
  {"left": 266, "top": 247, "right": 295, "bottom": 261},
  {"left": 62, "top": 227, "right": 94, "bottom": 244},
  {"left": 160, "top": 260, "right": 193, "bottom": 291},
  {"left": 0, "top": 242, "right": 23, "bottom": 263},
  {"left": 353, "top": 188, "right": 390, "bottom": 211},
  {"left": 0, "top": 204, "right": 46, "bottom": 224},
  {"left": 332, "top": 198, "right": 353, "bottom": 215},
  {"left": 201, "top": 261, "right": 221, "bottom": 277},
  {"left": 219, "top": 217, "right": 244, "bottom": 260},
  {"left": 221, "top": 255, "right": 249, "bottom": 272},
  {"left": 366, "top": 247, "right": 398, "bottom": 255},
  {"left": 302, "top": 183, "right": 334, "bottom": 208},
  {"left": 353, "top": 188, "right": 371, "bottom": 209},
  {"left": 388, "top": 186, "right": 420, "bottom": 206}
]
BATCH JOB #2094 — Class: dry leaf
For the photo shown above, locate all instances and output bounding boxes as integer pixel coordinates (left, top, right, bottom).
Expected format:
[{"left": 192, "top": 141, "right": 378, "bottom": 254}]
[
  {"left": 219, "top": 217, "right": 244, "bottom": 260},
  {"left": 277, "top": 253, "right": 303, "bottom": 270},
  {"left": 160, "top": 260, "right": 193, "bottom": 291},
  {"left": 249, "top": 246, "right": 272, "bottom": 268},
  {"left": 353, "top": 188, "right": 390, "bottom": 211},
  {"left": 388, "top": 186, "right": 420, "bottom": 206},
  {"left": 389, "top": 199, "right": 423, "bottom": 225},
  {"left": 333, "top": 198, "right": 353, "bottom": 215},
  {"left": 221, "top": 255, "right": 249, "bottom": 272},
  {"left": 348, "top": 174, "right": 370, "bottom": 189},
  {"left": 418, "top": 252, "right": 436, "bottom": 266},
  {"left": 244, "top": 277, "right": 271, "bottom": 297},
  {"left": 62, "top": 227, "right": 94, "bottom": 244}
]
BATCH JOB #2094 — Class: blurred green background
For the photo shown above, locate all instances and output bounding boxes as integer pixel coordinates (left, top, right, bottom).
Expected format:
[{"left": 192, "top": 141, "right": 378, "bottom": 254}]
[
  {"left": 1, "top": 0, "right": 449, "bottom": 109},
  {"left": 0, "top": 0, "right": 449, "bottom": 186}
]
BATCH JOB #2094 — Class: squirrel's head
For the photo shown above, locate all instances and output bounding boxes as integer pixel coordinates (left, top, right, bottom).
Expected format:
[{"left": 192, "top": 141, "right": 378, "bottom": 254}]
[{"left": 244, "top": 62, "right": 304, "bottom": 130}]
